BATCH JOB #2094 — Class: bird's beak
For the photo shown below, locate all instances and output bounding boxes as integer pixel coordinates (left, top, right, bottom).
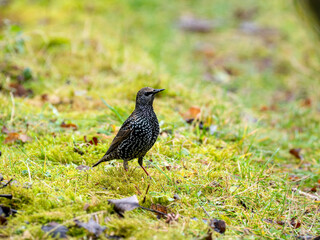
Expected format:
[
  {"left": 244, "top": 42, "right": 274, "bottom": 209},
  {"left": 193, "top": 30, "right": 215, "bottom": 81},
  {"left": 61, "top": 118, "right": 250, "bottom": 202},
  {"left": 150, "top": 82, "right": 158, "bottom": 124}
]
[{"left": 152, "top": 89, "right": 165, "bottom": 94}]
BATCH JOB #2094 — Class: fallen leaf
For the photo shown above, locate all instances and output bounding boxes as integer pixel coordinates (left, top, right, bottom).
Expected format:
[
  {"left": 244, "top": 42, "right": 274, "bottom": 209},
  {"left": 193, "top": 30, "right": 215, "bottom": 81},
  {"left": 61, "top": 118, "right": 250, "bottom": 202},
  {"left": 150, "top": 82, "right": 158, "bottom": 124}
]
[
  {"left": 209, "top": 219, "right": 226, "bottom": 234},
  {"left": 301, "top": 98, "right": 312, "bottom": 107},
  {"left": 84, "top": 136, "right": 99, "bottom": 145},
  {"left": 275, "top": 220, "right": 285, "bottom": 226},
  {"left": 4, "top": 132, "right": 32, "bottom": 144},
  {"left": 290, "top": 218, "right": 301, "bottom": 229},
  {"left": 9, "top": 83, "right": 33, "bottom": 97},
  {"left": 88, "top": 137, "right": 98, "bottom": 145},
  {"left": 76, "top": 165, "right": 90, "bottom": 171},
  {"left": 264, "top": 218, "right": 301, "bottom": 229},
  {"left": 108, "top": 195, "right": 168, "bottom": 218},
  {"left": 74, "top": 217, "right": 106, "bottom": 237},
  {"left": 310, "top": 186, "right": 317, "bottom": 192},
  {"left": 189, "top": 106, "right": 201, "bottom": 119},
  {"left": 178, "top": 16, "right": 214, "bottom": 33},
  {"left": 289, "top": 148, "right": 303, "bottom": 160},
  {"left": 151, "top": 203, "right": 168, "bottom": 219},
  {"left": 60, "top": 122, "right": 78, "bottom": 131},
  {"left": 42, "top": 222, "right": 68, "bottom": 238},
  {"left": 180, "top": 106, "right": 208, "bottom": 130},
  {"left": 41, "top": 94, "right": 49, "bottom": 101},
  {"left": 19, "top": 134, "right": 32, "bottom": 142},
  {"left": 108, "top": 195, "right": 140, "bottom": 217}
]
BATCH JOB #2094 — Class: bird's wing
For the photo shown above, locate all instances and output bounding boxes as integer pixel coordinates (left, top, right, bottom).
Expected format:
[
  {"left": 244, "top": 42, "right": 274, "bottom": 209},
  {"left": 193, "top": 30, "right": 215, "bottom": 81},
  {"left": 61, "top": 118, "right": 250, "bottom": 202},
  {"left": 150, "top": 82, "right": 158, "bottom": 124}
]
[{"left": 104, "top": 114, "right": 135, "bottom": 156}]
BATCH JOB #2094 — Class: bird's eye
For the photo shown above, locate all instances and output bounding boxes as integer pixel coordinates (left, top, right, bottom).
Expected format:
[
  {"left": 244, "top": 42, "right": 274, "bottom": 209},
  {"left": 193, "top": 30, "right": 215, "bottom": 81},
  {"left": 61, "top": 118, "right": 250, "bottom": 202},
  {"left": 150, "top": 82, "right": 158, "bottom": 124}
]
[{"left": 144, "top": 92, "right": 153, "bottom": 96}]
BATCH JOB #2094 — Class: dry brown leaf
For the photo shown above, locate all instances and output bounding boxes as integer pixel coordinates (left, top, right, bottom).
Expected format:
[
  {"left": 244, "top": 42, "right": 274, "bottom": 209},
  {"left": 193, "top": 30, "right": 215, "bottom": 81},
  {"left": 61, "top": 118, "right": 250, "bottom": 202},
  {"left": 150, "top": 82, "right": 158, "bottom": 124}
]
[
  {"left": 60, "top": 122, "right": 78, "bottom": 131},
  {"left": 180, "top": 106, "right": 201, "bottom": 120},
  {"left": 88, "top": 137, "right": 98, "bottom": 146},
  {"left": 289, "top": 148, "right": 303, "bottom": 160},
  {"left": 301, "top": 98, "right": 312, "bottom": 107},
  {"left": 189, "top": 106, "right": 201, "bottom": 118},
  {"left": 209, "top": 219, "right": 226, "bottom": 234},
  {"left": 4, "top": 133, "right": 32, "bottom": 144},
  {"left": 151, "top": 203, "right": 168, "bottom": 219},
  {"left": 84, "top": 136, "right": 99, "bottom": 145},
  {"left": 9, "top": 83, "right": 33, "bottom": 97}
]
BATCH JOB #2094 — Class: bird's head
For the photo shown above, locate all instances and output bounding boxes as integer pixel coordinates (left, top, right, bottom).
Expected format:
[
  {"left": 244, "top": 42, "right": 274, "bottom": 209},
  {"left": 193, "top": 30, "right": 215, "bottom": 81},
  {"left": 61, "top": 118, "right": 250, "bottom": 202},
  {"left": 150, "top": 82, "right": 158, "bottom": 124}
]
[{"left": 135, "top": 87, "right": 165, "bottom": 107}]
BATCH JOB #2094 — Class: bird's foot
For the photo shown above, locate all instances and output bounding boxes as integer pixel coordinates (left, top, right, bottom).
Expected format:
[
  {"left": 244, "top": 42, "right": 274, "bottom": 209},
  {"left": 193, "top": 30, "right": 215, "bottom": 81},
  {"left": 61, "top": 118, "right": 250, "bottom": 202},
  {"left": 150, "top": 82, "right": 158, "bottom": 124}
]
[
  {"left": 141, "top": 165, "right": 152, "bottom": 180},
  {"left": 123, "top": 161, "right": 129, "bottom": 171}
]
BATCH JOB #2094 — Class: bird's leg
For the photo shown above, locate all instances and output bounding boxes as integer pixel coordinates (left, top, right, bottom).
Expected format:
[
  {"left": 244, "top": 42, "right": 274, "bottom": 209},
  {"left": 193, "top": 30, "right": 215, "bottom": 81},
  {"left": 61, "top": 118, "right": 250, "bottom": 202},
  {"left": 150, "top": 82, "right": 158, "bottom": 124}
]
[
  {"left": 123, "top": 161, "right": 128, "bottom": 171},
  {"left": 138, "top": 157, "right": 150, "bottom": 177}
]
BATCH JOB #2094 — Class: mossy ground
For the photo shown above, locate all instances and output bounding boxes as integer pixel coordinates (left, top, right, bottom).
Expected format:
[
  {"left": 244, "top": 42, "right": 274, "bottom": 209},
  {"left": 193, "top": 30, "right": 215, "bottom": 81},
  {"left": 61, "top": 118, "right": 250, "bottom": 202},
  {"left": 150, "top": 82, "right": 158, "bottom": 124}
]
[{"left": 0, "top": 0, "right": 319, "bottom": 239}]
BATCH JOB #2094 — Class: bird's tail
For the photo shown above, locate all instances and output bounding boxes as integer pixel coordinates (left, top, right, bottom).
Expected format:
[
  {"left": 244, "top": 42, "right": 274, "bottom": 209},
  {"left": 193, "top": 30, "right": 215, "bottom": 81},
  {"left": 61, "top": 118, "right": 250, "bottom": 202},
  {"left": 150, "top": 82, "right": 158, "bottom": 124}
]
[{"left": 92, "top": 154, "right": 113, "bottom": 167}]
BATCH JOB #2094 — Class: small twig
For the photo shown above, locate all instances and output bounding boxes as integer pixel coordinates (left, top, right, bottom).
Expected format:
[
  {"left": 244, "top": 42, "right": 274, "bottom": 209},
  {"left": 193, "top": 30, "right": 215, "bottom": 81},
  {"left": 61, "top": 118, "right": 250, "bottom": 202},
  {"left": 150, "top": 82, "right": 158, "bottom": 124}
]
[
  {"left": 292, "top": 187, "right": 320, "bottom": 201},
  {"left": 134, "top": 185, "right": 142, "bottom": 195},
  {"left": 201, "top": 206, "right": 210, "bottom": 218},
  {"left": 142, "top": 184, "right": 150, "bottom": 203},
  {"left": 139, "top": 206, "right": 167, "bottom": 216},
  {"left": 0, "top": 179, "right": 14, "bottom": 189}
]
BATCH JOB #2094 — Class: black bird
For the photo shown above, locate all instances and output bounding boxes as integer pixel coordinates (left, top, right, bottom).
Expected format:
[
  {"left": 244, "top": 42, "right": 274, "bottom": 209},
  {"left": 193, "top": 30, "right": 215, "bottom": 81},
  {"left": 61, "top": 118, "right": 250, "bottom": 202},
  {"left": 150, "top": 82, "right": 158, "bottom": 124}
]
[{"left": 92, "top": 87, "right": 164, "bottom": 176}]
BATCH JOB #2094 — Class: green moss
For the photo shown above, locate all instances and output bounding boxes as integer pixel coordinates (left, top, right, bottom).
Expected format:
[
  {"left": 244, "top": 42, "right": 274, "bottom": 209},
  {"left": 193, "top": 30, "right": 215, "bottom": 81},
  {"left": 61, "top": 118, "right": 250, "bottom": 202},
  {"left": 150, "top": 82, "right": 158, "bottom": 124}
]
[{"left": 0, "top": 0, "right": 319, "bottom": 238}]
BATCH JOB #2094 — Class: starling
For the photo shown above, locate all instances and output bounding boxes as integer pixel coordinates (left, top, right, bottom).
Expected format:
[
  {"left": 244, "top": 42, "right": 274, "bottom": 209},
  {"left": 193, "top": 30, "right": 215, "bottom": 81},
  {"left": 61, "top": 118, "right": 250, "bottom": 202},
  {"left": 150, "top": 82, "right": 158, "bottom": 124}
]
[{"left": 92, "top": 87, "right": 164, "bottom": 176}]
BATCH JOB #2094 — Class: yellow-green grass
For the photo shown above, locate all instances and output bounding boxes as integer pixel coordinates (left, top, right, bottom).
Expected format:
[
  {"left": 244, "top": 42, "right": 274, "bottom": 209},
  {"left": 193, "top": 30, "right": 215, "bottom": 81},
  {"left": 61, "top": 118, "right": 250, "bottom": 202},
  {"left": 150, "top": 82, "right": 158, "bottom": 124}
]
[{"left": 0, "top": 0, "right": 319, "bottom": 239}]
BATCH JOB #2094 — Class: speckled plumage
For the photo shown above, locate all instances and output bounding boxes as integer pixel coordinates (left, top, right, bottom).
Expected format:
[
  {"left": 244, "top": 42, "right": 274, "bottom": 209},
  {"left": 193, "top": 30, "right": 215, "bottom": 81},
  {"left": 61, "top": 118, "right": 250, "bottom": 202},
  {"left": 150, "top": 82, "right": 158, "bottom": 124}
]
[{"left": 92, "top": 87, "right": 164, "bottom": 176}]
